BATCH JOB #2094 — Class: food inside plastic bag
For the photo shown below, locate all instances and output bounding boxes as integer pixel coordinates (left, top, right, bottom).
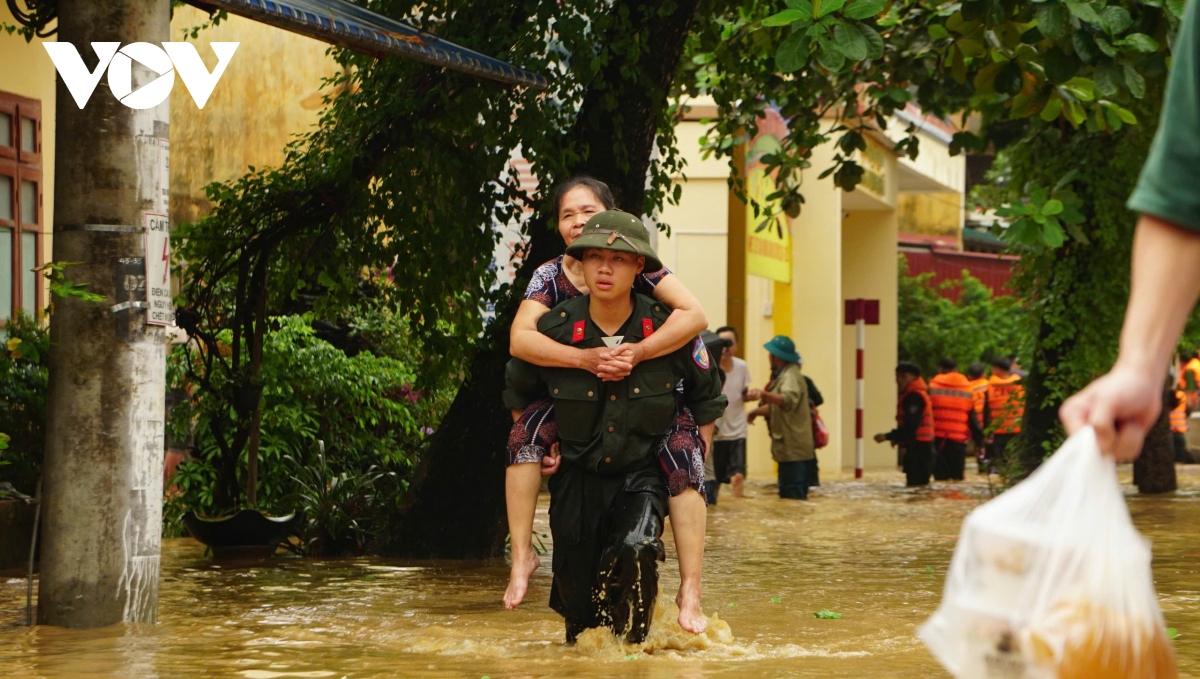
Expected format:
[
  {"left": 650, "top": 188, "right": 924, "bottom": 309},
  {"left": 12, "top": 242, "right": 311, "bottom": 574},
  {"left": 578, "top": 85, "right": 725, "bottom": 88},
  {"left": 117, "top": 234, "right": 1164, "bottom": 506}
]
[{"left": 919, "top": 427, "right": 1178, "bottom": 678}]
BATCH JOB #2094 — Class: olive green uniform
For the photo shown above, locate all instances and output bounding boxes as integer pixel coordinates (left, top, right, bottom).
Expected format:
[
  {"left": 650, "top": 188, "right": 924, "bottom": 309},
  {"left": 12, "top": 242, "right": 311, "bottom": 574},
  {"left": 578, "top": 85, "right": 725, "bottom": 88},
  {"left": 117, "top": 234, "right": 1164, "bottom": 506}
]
[{"left": 504, "top": 292, "right": 726, "bottom": 643}]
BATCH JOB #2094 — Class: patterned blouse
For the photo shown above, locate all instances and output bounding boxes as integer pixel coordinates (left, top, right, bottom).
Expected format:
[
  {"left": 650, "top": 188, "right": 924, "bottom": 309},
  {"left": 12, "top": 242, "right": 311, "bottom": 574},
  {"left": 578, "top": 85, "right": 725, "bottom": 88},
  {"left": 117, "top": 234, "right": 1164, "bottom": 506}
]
[{"left": 523, "top": 255, "right": 671, "bottom": 308}]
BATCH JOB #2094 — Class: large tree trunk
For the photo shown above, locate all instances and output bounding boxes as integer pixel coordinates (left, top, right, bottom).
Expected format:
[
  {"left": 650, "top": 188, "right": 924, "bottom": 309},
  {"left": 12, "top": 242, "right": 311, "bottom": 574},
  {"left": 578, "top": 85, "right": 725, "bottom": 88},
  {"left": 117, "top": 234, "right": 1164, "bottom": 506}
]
[
  {"left": 1133, "top": 387, "right": 1178, "bottom": 494},
  {"left": 385, "top": 0, "right": 702, "bottom": 558}
]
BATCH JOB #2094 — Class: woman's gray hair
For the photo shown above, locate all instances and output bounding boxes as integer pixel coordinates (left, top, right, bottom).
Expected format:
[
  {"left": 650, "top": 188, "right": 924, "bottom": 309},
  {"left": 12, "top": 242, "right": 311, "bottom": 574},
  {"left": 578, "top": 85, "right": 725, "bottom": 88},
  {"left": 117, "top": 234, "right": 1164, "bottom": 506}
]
[{"left": 553, "top": 176, "right": 616, "bottom": 216}]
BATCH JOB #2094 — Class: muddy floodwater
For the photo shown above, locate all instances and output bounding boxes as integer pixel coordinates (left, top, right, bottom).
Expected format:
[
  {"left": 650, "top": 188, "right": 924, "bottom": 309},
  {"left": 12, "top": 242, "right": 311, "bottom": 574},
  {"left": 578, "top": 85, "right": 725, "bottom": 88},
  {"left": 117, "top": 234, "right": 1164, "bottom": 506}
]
[{"left": 4, "top": 468, "right": 1200, "bottom": 678}]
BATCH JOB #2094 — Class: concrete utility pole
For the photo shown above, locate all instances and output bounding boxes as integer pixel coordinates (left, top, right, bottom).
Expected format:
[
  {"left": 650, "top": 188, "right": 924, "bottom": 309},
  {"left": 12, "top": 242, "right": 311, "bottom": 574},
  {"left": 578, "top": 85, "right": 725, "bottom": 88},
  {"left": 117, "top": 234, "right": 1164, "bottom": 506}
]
[{"left": 39, "top": 0, "right": 169, "bottom": 627}]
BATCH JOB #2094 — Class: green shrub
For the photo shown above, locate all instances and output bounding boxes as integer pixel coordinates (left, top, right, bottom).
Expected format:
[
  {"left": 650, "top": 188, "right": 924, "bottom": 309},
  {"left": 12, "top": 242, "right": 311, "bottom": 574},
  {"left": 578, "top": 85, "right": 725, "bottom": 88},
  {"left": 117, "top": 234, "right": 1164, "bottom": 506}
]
[
  {"left": 0, "top": 312, "right": 49, "bottom": 497},
  {"left": 166, "top": 313, "right": 451, "bottom": 547},
  {"left": 898, "top": 254, "right": 1027, "bottom": 377}
]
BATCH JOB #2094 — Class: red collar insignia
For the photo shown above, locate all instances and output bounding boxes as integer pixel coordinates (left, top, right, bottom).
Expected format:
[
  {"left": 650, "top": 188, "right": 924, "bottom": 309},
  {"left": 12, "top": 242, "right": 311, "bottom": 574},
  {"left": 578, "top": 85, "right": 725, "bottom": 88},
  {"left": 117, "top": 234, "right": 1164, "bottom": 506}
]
[
  {"left": 642, "top": 318, "right": 655, "bottom": 337},
  {"left": 572, "top": 320, "right": 586, "bottom": 343}
]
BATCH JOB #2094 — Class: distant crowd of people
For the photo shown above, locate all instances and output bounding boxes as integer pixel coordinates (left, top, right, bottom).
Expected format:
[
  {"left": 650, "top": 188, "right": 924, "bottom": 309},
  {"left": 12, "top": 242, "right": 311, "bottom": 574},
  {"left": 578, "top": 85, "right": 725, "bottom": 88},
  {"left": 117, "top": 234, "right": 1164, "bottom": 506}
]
[{"left": 875, "top": 356, "right": 1027, "bottom": 486}]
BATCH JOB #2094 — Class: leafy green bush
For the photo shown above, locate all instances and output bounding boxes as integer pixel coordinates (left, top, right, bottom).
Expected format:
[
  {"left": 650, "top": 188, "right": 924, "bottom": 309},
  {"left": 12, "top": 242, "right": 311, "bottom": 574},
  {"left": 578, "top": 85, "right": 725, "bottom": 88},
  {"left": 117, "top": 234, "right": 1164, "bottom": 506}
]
[
  {"left": 898, "top": 254, "right": 1027, "bottom": 377},
  {"left": 167, "top": 314, "right": 447, "bottom": 538},
  {"left": 0, "top": 312, "right": 49, "bottom": 496},
  {"left": 285, "top": 449, "right": 396, "bottom": 556}
]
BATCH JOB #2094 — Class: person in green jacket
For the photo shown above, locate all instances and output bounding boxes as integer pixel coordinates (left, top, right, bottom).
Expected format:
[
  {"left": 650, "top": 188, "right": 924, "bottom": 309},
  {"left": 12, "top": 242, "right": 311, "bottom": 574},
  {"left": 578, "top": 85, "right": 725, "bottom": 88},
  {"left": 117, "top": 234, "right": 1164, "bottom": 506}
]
[
  {"left": 747, "top": 336, "right": 816, "bottom": 499},
  {"left": 504, "top": 210, "right": 727, "bottom": 644}
]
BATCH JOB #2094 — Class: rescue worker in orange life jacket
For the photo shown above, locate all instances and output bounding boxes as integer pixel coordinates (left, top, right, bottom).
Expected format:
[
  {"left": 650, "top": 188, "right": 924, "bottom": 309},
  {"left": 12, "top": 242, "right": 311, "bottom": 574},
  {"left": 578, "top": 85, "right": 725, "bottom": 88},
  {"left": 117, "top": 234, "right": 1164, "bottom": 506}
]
[
  {"left": 966, "top": 362, "right": 990, "bottom": 473},
  {"left": 929, "top": 357, "right": 985, "bottom": 482},
  {"left": 984, "top": 356, "right": 1027, "bottom": 476},
  {"left": 1178, "top": 351, "right": 1200, "bottom": 410},
  {"left": 875, "top": 362, "right": 936, "bottom": 487},
  {"left": 1171, "top": 386, "right": 1191, "bottom": 463}
]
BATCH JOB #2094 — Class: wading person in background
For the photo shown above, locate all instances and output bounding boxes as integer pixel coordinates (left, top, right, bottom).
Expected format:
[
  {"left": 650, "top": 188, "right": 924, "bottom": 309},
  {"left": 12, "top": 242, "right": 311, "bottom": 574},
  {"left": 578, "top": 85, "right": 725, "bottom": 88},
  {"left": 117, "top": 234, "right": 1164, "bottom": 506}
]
[
  {"left": 801, "top": 358, "right": 824, "bottom": 487},
  {"left": 701, "top": 330, "right": 734, "bottom": 505},
  {"left": 985, "top": 356, "right": 1026, "bottom": 475},
  {"left": 875, "top": 362, "right": 935, "bottom": 487},
  {"left": 1171, "top": 385, "right": 1191, "bottom": 462},
  {"left": 747, "top": 336, "right": 815, "bottom": 499},
  {"left": 712, "top": 325, "right": 751, "bottom": 500},
  {"left": 967, "top": 362, "right": 990, "bottom": 471},
  {"left": 503, "top": 177, "right": 712, "bottom": 636},
  {"left": 504, "top": 211, "right": 726, "bottom": 644},
  {"left": 1061, "top": 0, "right": 1200, "bottom": 458},
  {"left": 929, "top": 358, "right": 984, "bottom": 481},
  {"left": 1180, "top": 350, "right": 1200, "bottom": 409}
]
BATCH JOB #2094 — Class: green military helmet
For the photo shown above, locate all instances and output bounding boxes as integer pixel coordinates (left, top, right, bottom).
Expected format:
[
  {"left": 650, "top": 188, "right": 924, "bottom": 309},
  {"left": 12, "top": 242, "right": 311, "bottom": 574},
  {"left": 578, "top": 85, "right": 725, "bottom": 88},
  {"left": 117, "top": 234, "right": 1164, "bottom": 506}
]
[{"left": 565, "top": 209, "right": 663, "bottom": 273}]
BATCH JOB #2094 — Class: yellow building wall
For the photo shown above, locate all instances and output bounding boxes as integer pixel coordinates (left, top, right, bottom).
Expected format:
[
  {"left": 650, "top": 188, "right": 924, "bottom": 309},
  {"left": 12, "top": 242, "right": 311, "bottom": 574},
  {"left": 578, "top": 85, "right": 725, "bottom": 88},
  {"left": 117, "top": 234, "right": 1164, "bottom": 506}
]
[
  {"left": 169, "top": 6, "right": 339, "bottom": 225},
  {"left": 657, "top": 183, "right": 729, "bottom": 325},
  {"left": 0, "top": 7, "right": 336, "bottom": 308},
  {"left": 665, "top": 116, "right": 917, "bottom": 480},
  {"left": 0, "top": 8, "right": 57, "bottom": 309},
  {"left": 841, "top": 210, "right": 900, "bottom": 470},
  {"left": 897, "top": 192, "right": 963, "bottom": 238}
]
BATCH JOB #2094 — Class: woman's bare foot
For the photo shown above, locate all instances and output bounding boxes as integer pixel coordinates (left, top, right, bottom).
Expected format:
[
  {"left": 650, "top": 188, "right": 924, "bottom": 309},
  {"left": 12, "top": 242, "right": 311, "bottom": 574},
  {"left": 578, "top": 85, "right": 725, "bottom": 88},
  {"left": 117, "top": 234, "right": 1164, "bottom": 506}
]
[
  {"left": 503, "top": 551, "right": 540, "bottom": 610},
  {"left": 676, "top": 580, "right": 706, "bottom": 634}
]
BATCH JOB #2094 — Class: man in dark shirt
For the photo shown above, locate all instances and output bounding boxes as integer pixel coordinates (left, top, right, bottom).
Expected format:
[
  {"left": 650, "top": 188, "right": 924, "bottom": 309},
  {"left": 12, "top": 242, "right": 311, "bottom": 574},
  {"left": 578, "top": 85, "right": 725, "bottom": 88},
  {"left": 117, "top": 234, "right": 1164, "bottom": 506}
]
[
  {"left": 504, "top": 210, "right": 726, "bottom": 643},
  {"left": 875, "top": 362, "right": 936, "bottom": 487}
]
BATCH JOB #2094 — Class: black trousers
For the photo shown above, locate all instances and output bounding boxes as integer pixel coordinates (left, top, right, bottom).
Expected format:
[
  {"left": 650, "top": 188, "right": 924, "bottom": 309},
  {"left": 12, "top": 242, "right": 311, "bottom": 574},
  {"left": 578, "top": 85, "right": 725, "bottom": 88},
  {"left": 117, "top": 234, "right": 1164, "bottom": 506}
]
[
  {"left": 933, "top": 438, "right": 967, "bottom": 481},
  {"left": 1174, "top": 432, "right": 1191, "bottom": 463},
  {"left": 548, "top": 466, "right": 667, "bottom": 644},
  {"left": 777, "top": 459, "right": 814, "bottom": 499},
  {"left": 902, "top": 441, "right": 935, "bottom": 487}
]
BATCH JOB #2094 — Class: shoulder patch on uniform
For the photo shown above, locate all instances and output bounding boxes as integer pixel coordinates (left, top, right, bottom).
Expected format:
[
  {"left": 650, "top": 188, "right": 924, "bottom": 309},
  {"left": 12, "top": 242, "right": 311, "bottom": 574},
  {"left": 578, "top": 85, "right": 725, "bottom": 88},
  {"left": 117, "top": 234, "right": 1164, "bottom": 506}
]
[
  {"left": 642, "top": 318, "right": 655, "bottom": 337},
  {"left": 692, "top": 337, "right": 710, "bottom": 369},
  {"left": 572, "top": 320, "right": 586, "bottom": 343}
]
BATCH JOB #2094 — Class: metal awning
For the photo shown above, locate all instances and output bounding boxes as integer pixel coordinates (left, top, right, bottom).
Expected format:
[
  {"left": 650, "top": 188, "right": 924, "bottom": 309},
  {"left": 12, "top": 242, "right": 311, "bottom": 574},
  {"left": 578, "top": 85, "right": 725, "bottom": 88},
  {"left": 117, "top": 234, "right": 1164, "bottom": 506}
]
[{"left": 186, "top": 0, "right": 548, "bottom": 90}]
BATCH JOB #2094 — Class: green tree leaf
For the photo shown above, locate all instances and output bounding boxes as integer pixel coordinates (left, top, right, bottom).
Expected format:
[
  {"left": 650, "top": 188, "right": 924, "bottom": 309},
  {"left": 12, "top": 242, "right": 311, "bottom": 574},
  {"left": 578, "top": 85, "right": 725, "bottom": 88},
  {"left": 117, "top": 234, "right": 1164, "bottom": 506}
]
[
  {"left": 1043, "top": 220, "right": 1066, "bottom": 247},
  {"left": 1035, "top": 3, "right": 1068, "bottom": 39},
  {"left": 1044, "top": 48, "right": 1081, "bottom": 84},
  {"left": 1098, "top": 6, "right": 1132, "bottom": 35},
  {"left": 1064, "top": 76, "right": 1096, "bottom": 101},
  {"left": 1011, "top": 93, "right": 1046, "bottom": 117},
  {"left": 974, "top": 61, "right": 1005, "bottom": 94},
  {"left": 816, "top": 35, "right": 847, "bottom": 70},
  {"left": 834, "top": 20, "right": 870, "bottom": 61},
  {"left": 1116, "top": 33, "right": 1160, "bottom": 52},
  {"left": 776, "top": 31, "right": 811, "bottom": 71},
  {"left": 845, "top": 0, "right": 887, "bottom": 20},
  {"left": 1042, "top": 199, "right": 1064, "bottom": 215},
  {"left": 995, "top": 61, "right": 1025, "bottom": 95},
  {"left": 1093, "top": 62, "right": 1121, "bottom": 96},
  {"left": 1040, "top": 94, "right": 1064, "bottom": 121},
  {"left": 763, "top": 7, "right": 812, "bottom": 26},
  {"left": 1168, "top": 0, "right": 1187, "bottom": 18},
  {"left": 815, "top": 0, "right": 847, "bottom": 19},
  {"left": 1065, "top": 0, "right": 1102, "bottom": 24},
  {"left": 856, "top": 22, "right": 885, "bottom": 60},
  {"left": 1073, "top": 31, "right": 1100, "bottom": 63},
  {"left": 1124, "top": 62, "right": 1146, "bottom": 98}
]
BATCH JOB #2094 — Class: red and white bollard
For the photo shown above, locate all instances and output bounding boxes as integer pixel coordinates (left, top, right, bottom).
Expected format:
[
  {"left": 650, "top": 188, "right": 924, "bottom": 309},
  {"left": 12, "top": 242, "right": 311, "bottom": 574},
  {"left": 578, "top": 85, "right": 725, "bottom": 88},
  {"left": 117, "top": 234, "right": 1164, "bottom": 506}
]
[{"left": 845, "top": 299, "right": 880, "bottom": 480}]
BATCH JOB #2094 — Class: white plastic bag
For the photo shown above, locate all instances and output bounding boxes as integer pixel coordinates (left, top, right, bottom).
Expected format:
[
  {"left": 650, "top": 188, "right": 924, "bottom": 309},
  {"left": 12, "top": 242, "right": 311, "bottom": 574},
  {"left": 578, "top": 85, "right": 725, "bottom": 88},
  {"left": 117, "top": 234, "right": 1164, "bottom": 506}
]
[{"left": 919, "top": 426, "right": 1178, "bottom": 678}]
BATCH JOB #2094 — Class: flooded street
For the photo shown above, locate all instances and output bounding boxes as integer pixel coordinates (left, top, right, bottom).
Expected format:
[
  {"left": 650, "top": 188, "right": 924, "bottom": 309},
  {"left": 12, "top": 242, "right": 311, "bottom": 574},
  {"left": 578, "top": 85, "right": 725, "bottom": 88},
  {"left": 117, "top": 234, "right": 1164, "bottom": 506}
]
[{"left": 3, "top": 468, "right": 1200, "bottom": 678}]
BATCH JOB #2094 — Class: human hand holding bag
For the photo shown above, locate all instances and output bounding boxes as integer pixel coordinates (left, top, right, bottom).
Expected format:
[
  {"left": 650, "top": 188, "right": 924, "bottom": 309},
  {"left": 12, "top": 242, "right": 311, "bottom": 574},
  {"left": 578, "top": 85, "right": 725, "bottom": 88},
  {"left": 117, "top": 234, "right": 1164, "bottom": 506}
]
[{"left": 919, "top": 426, "right": 1178, "bottom": 678}]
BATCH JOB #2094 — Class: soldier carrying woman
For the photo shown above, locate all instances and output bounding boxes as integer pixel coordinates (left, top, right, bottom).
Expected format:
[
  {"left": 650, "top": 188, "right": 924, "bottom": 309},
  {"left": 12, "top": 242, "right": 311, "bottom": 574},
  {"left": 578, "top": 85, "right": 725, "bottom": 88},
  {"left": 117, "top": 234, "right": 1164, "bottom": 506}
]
[{"left": 502, "top": 177, "right": 724, "bottom": 641}]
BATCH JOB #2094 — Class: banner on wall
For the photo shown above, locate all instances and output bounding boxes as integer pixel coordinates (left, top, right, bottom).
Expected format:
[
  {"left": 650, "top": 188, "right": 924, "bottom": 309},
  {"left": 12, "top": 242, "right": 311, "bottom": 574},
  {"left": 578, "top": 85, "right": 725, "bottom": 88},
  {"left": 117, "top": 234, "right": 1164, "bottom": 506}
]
[{"left": 745, "top": 112, "right": 792, "bottom": 283}]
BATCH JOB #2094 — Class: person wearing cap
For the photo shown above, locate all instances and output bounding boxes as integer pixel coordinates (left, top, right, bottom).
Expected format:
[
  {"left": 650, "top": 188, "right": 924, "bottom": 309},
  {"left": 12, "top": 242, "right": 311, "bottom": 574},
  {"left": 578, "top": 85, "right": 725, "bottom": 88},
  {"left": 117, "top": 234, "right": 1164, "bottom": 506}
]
[
  {"left": 503, "top": 178, "right": 711, "bottom": 620},
  {"left": 699, "top": 330, "right": 733, "bottom": 505},
  {"left": 713, "top": 326, "right": 753, "bottom": 498},
  {"left": 874, "top": 362, "right": 936, "bottom": 487},
  {"left": 747, "top": 335, "right": 816, "bottom": 499},
  {"left": 503, "top": 210, "right": 727, "bottom": 644}
]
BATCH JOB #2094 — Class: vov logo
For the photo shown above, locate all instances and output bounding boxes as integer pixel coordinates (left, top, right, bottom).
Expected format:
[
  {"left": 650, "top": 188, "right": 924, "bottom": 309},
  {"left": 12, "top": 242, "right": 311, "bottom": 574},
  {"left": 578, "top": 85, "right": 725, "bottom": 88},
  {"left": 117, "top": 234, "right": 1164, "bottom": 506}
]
[{"left": 44, "top": 42, "right": 239, "bottom": 110}]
